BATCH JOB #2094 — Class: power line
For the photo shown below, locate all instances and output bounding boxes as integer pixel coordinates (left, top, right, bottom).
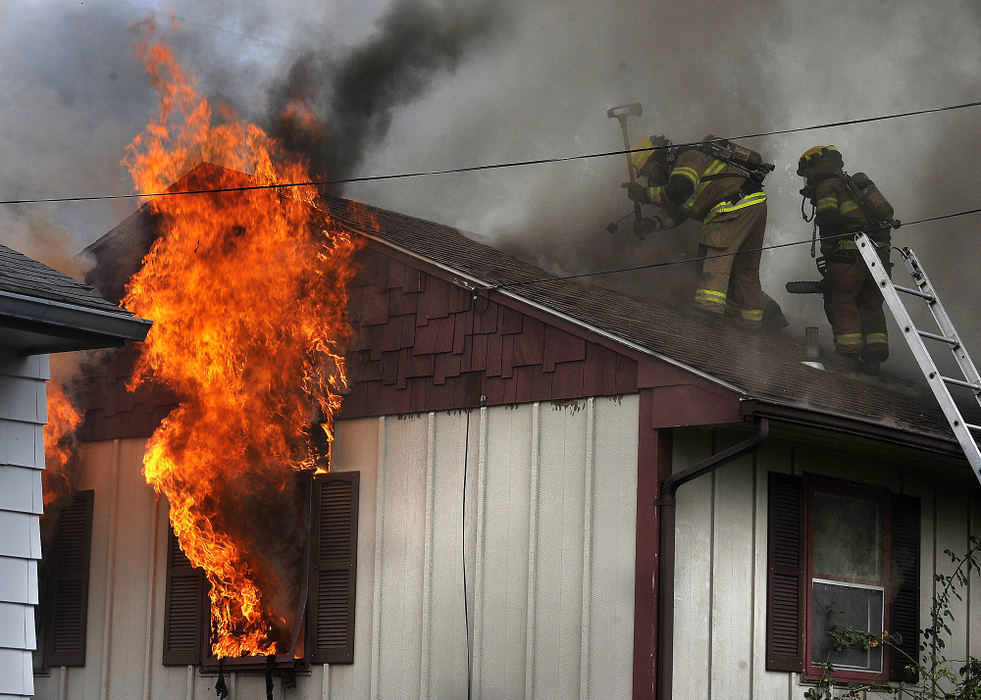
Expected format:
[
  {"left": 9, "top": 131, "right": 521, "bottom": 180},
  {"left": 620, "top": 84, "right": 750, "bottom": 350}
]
[
  {"left": 2, "top": 99, "right": 980, "bottom": 206},
  {"left": 491, "top": 206, "right": 981, "bottom": 290}
]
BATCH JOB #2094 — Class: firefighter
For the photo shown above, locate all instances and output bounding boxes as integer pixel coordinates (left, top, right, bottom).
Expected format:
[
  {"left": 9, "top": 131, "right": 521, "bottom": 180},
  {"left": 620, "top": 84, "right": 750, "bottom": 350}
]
[
  {"left": 796, "top": 145, "right": 890, "bottom": 375},
  {"left": 625, "top": 134, "right": 786, "bottom": 330}
]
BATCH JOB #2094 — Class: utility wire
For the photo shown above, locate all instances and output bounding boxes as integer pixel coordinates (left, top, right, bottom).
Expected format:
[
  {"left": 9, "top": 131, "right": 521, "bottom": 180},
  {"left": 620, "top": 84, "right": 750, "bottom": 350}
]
[
  {"left": 490, "top": 206, "right": 981, "bottom": 290},
  {"left": 2, "top": 99, "right": 979, "bottom": 206}
]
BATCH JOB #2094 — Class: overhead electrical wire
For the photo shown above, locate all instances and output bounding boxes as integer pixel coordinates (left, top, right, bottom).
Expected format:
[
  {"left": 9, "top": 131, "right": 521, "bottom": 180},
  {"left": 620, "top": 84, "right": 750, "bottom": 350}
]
[
  {"left": 1, "top": 99, "right": 980, "bottom": 206},
  {"left": 490, "top": 206, "right": 981, "bottom": 290}
]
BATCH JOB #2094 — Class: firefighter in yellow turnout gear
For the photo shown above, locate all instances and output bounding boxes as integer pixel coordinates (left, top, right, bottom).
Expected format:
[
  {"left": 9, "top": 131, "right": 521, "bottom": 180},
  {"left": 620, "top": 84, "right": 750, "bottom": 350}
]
[
  {"left": 625, "top": 134, "right": 785, "bottom": 330},
  {"left": 797, "top": 146, "right": 893, "bottom": 375}
]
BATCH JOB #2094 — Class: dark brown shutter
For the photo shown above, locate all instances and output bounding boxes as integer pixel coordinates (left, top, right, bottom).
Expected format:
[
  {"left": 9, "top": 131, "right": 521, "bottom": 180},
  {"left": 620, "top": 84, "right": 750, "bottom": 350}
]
[
  {"left": 309, "top": 471, "right": 360, "bottom": 664},
  {"left": 45, "top": 489, "right": 95, "bottom": 667},
  {"left": 888, "top": 493, "right": 920, "bottom": 682},
  {"left": 162, "top": 527, "right": 207, "bottom": 665},
  {"left": 766, "top": 472, "right": 805, "bottom": 671}
]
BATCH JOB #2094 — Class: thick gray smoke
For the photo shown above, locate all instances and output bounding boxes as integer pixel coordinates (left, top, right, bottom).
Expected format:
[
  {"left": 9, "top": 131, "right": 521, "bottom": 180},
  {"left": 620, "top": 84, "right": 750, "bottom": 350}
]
[
  {"left": 264, "top": 0, "right": 503, "bottom": 189},
  {"left": 2, "top": 0, "right": 980, "bottom": 380}
]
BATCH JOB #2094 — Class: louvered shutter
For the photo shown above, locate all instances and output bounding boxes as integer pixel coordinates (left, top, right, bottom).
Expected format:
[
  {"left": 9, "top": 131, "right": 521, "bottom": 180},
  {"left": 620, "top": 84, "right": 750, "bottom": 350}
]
[
  {"left": 309, "top": 471, "right": 359, "bottom": 664},
  {"left": 162, "top": 527, "right": 207, "bottom": 665},
  {"left": 888, "top": 493, "right": 920, "bottom": 682},
  {"left": 766, "top": 472, "right": 805, "bottom": 671},
  {"left": 46, "top": 490, "right": 94, "bottom": 667}
]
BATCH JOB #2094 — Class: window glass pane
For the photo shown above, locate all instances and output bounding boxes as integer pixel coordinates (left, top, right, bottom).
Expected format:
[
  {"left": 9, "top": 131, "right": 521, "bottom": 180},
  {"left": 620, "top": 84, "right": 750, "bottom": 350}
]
[
  {"left": 810, "top": 579, "right": 884, "bottom": 672},
  {"left": 813, "top": 491, "right": 882, "bottom": 581}
]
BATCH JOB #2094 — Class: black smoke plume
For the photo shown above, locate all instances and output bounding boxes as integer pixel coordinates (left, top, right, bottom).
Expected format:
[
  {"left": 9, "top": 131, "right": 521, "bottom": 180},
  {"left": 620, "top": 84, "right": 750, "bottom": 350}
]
[{"left": 266, "top": 0, "right": 501, "bottom": 191}]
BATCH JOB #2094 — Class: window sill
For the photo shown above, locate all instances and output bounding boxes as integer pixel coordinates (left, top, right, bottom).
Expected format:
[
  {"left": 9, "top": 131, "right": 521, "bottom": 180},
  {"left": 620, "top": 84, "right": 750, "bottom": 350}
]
[{"left": 199, "top": 654, "right": 308, "bottom": 675}]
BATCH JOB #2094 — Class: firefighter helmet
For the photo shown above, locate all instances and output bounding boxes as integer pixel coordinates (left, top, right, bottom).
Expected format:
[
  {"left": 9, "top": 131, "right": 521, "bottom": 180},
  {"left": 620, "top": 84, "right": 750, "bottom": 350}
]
[
  {"left": 631, "top": 133, "right": 673, "bottom": 176},
  {"left": 796, "top": 145, "right": 843, "bottom": 176}
]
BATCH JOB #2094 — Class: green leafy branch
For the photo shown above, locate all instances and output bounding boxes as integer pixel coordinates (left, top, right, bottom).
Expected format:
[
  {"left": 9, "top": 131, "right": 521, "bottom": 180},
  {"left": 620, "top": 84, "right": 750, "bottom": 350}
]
[{"left": 805, "top": 535, "right": 981, "bottom": 700}]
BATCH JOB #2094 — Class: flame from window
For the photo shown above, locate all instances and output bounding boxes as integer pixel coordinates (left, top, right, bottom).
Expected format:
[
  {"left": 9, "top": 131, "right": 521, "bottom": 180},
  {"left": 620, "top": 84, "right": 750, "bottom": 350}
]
[
  {"left": 42, "top": 381, "right": 82, "bottom": 512},
  {"left": 121, "top": 20, "right": 358, "bottom": 658}
]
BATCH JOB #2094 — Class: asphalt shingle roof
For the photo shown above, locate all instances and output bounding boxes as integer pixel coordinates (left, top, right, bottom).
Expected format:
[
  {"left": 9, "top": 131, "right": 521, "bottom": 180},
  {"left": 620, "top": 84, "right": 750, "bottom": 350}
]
[
  {"left": 327, "top": 198, "right": 972, "bottom": 447},
  {"left": 0, "top": 243, "right": 134, "bottom": 316}
]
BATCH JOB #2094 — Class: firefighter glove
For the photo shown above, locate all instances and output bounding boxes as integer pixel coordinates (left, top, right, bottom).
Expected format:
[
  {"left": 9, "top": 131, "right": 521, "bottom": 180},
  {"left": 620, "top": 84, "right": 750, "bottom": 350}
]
[{"left": 624, "top": 182, "right": 649, "bottom": 203}]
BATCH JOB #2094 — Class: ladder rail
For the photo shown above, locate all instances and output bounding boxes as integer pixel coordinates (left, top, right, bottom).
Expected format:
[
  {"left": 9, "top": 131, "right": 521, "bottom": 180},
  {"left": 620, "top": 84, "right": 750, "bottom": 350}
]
[
  {"left": 855, "top": 233, "right": 981, "bottom": 483},
  {"left": 898, "top": 246, "right": 981, "bottom": 395}
]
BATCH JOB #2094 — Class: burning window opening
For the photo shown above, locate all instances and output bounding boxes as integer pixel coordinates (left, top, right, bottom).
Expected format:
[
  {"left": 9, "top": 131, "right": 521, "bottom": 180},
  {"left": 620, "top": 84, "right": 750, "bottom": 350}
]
[{"left": 121, "top": 22, "right": 360, "bottom": 659}]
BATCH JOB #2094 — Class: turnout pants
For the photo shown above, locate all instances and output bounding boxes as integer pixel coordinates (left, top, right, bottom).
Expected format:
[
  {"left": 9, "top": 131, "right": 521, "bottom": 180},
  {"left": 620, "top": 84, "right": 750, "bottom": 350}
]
[
  {"left": 694, "top": 200, "right": 771, "bottom": 327},
  {"left": 822, "top": 251, "right": 889, "bottom": 360}
]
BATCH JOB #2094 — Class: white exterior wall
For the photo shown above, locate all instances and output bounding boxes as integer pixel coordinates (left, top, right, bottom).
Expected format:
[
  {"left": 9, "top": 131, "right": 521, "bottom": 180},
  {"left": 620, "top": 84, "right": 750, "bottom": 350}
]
[
  {"left": 670, "top": 425, "right": 981, "bottom": 700},
  {"left": 34, "top": 395, "right": 640, "bottom": 699},
  {"left": 0, "top": 355, "right": 47, "bottom": 699}
]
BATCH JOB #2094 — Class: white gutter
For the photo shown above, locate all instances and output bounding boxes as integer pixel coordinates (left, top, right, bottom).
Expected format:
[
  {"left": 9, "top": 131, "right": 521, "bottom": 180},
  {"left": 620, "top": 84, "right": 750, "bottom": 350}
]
[{"left": 0, "top": 289, "right": 152, "bottom": 341}]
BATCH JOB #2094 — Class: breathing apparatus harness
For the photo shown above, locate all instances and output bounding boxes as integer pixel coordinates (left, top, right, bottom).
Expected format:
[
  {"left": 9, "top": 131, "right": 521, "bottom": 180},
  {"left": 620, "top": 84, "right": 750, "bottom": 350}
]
[
  {"left": 685, "top": 135, "right": 775, "bottom": 205},
  {"left": 798, "top": 158, "right": 901, "bottom": 274}
]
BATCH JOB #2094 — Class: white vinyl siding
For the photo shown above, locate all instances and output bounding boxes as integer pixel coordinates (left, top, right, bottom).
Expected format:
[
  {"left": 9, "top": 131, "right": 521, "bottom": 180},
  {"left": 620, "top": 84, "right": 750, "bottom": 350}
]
[{"left": 0, "top": 355, "right": 48, "bottom": 699}]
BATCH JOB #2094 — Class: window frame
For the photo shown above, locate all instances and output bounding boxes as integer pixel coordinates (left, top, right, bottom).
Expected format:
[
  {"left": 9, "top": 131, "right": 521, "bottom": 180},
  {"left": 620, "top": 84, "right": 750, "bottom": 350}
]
[
  {"left": 803, "top": 476, "right": 893, "bottom": 683},
  {"left": 161, "top": 470, "right": 359, "bottom": 671},
  {"left": 765, "top": 471, "right": 920, "bottom": 684}
]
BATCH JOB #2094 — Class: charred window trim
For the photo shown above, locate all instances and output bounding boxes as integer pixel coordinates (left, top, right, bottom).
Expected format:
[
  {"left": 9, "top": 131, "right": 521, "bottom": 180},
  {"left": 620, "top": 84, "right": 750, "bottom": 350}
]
[{"left": 162, "top": 471, "right": 360, "bottom": 672}]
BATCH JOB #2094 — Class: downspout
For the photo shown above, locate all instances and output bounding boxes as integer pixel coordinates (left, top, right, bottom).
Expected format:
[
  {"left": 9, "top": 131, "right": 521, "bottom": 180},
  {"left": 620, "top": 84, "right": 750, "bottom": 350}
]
[{"left": 655, "top": 417, "right": 769, "bottom": 699}]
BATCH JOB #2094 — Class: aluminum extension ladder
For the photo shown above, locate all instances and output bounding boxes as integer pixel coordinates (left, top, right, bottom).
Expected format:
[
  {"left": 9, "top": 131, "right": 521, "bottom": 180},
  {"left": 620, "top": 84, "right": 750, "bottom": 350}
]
[{"left": 856, "top": 232, "right": 981, "bottom": 484}]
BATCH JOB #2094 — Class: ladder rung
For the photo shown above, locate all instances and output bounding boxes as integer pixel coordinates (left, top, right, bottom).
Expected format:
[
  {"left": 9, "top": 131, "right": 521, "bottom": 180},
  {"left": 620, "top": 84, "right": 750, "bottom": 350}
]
[
  {"left": 968, "top": 423, "right": 981, "bottom": 434},
  {"left": 942, "top": 375, "right": 981, "bottom": 392},
  {"left": 918, "top": 329, "right": 958, "bottom": 346},
  {"left": 894, "top": 284, "right": 934, "bottom": 301}
]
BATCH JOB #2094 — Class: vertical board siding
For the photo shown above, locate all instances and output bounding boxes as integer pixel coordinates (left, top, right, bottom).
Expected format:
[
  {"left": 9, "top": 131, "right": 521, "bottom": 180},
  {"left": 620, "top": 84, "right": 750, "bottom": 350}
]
[
  {"left": 533, "top": 401, "right": 588, "bottom": 698},
  {"left": 333, "top": 398, "right": 638, "bottom": 699},
  {"left": 377, "top": 414, "right": 427, "bottom": 698},
  {"left": 588, "top": 398, "right": 638, "bottom": 698},
  {"left": 711, "top": 454, "right": 754, "bottom": 699},
  {"left": 671, "top": 431, "right": 715, "bottom": 699},
  {"left": 479, "top": 405, "right": 533, "bottom": 700},
  {"left": 668, "top": 428, "right": 981, "bottom": 700},
  {"left": 525, "top": 403, "right": 542, "bottom": 699},
  {"left": 38, "top": 398, "right": 638, "bottom": 700},
  {"left": 428, "top": 410, "right": 475, "bottom": 700}
]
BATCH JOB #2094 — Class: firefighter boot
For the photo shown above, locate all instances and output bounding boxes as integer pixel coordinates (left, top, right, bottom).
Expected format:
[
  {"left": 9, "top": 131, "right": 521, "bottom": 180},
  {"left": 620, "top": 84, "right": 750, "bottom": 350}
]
[{"left": 762, "top": 300, "right": 789, "bottom": 330}]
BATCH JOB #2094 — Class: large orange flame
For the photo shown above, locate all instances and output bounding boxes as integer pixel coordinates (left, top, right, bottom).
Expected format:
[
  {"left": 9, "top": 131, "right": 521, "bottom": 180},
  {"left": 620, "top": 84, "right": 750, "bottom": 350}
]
[
  {"left": 122, "top": 22, "right": 358, "bottom": 658},
  {"left": 42, "top": 381, "right": 82, "bottom": 512}
]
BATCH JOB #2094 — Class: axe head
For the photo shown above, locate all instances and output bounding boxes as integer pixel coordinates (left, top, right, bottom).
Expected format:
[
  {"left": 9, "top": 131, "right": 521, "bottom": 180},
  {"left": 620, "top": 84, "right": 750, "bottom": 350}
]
[{"left": 607, "top": 103, "right": 642, "bottom": 119}]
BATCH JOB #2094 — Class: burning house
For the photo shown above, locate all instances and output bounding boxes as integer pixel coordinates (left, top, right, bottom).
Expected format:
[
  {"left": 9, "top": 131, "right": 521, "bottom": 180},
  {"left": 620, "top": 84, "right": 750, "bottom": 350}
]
[
  {"left": 27, "top": 158, "right": 981, "bottom": 699},
  {"left": 21, "top": 23, "right": 981, "bottom": 700}
]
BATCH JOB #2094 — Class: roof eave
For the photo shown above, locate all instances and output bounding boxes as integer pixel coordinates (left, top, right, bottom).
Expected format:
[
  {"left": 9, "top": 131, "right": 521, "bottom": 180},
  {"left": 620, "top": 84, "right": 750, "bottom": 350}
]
[
  {"left": 0, "top": 289, "right": 152, "bottom": 355},
  {"left": 739, "top": 397, "right": 963, "bottom": 460}
]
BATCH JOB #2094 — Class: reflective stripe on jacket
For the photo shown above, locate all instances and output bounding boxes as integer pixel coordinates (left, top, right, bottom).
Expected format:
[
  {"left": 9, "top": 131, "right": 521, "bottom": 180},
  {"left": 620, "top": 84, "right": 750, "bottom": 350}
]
[
  {"left": 704, "top": 191, "right": 767, "bottom": 223},
  {"left": 649, "top": 149, "right": 748, "bottom": 221}
]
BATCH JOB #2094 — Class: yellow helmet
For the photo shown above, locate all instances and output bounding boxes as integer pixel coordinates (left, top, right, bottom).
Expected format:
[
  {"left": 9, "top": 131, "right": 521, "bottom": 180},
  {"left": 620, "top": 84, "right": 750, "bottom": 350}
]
[
  {"left": 631, "top": 133, "right": 672, "bottom": 176},
  {"left": 797, "top": 145, "right": 842, "bottom": 175}
]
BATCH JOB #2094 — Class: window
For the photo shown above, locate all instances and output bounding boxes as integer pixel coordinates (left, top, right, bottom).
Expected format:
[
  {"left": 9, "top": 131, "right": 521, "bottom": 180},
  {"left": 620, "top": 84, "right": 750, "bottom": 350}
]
[
  {"left": 35, "top": 490, "right": 95, "bottom": 670},
  {"left": 162, "top": 471, "right": 359, "bottom": 668},
  {"left": 766, "top": 472, "right": 920, "bottom": 683}
]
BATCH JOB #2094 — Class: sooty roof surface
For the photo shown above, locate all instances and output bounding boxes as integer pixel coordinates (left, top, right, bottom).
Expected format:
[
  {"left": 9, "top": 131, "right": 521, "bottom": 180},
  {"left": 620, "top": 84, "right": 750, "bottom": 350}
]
[{"left": 327, "top": 198, "right": 972, "bottom": 445}]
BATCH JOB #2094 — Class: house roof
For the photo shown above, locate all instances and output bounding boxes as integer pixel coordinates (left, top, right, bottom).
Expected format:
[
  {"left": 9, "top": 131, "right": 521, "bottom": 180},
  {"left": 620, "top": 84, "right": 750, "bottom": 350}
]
[
  {"left": 79, "top": 161, "right": 972, "bottom": 458},
  {"left": 0, "top": 243, "right": 151, "bottom": 355},
  {"left": 325, "top": 198, "right": 977, "bottom": 456}
]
